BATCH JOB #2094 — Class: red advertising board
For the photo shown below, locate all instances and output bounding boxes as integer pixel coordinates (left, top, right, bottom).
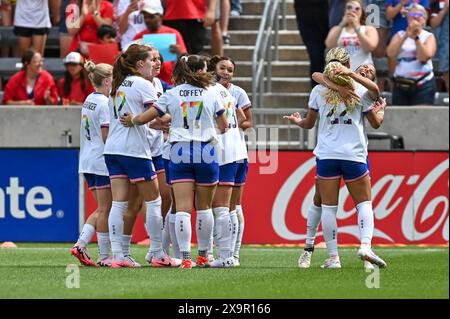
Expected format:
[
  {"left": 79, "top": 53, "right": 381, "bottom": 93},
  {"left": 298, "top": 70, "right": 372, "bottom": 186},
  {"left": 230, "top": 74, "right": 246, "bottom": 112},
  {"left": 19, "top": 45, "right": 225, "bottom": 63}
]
[{"left": 85, "top": 151, "right": 449, "bottom": 245}]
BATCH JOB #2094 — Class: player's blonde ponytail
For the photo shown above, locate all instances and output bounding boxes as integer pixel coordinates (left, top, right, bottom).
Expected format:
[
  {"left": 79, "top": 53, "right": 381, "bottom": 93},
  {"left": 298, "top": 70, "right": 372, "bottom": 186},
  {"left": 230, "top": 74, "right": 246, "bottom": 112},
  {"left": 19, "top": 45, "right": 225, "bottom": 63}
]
[{"left": 84, "top": 61, "right": 113, "bottom": 88}]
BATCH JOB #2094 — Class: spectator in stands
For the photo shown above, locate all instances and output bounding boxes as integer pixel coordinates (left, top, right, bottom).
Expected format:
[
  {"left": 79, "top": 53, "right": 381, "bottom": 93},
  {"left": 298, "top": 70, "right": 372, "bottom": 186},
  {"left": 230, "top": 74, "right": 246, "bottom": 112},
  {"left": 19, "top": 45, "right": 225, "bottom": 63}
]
[
  {"left": 326, "top": 0, "right": 379, "bottom": 71},
  {"left": 13, "top": 0, "right": 59, "bottom": 56},
  {"left": 115, "top": 0, "right": 147, "bottom": 51},
  {"left": 163, "top": 0, "right": 216, "bottom": 54},
  {"left": 58, "top": 51, "right": 94, "bottom": 105},
  {"left": 294, "top": 0, "right": 329, "bottom": 88},
  {"left": 2, "top": 49, "right": 58, "bottom": 105},
  {"left": 387, "top": 4, "right": 436, "bottom": 105},
  {"left": 230, "top": 0, "right": 242, "bottom": 17},
  {"left": 133, "top": 0, "right": 187, "bottom": 83},
  {"left": 386, "top": 0, "right": 430, "bottom": 39},
  {"left": 365, "top": 0, "right": 392, "bottom": 58},
  {"left": 97, "top": 23, "right": 117, "bottom": 43},
  {"left": 430, "top": 0, "right": 448, "bottom": 91},
  {"left": 67, "top": 0, "right": 114, "bottom": 56}
]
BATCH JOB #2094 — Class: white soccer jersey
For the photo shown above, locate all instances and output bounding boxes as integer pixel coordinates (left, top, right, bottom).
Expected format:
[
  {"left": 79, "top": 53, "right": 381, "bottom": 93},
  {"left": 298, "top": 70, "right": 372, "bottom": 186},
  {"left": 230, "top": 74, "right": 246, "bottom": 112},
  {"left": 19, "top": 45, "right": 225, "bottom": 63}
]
[
  {"left": 104, "top": 75, "right": 158, "bottom": 159},
  {"left": 79, "top": 92, "right": 110, "bottom": 176},
  {"left": 309, "top": 83, "right": 374, "bottom": 163},
  {"left": 210, "top": 83, "right": 247, "bottom": 165},
  {"left": 147, "top": 77, "right": 164, "bottom": 157},
  {"left": 154, "top": 84, "right": 226, "bottom": 144},
  {"left": 227, "top": 83, "right": 251, "bottom": 161}
]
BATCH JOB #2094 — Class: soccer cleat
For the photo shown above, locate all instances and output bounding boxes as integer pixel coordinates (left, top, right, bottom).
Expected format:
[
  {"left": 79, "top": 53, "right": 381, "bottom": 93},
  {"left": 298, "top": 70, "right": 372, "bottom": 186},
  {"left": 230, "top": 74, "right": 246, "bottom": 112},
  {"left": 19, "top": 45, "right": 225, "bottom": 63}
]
[
  {"left": 179, "top": 259, "right": 196, "bottom": 269},
  {"left": 364, "top": 260, "right": 375, "bottom": 270},
  {"left": 124, "top": 255, "right": 142, "bottom": 268},
  {"left": 358, "top": 246, "right": 387, "bottom": 268},
  {"left": 298, "top": 250, "right": 313, "bottom": 268},
  {"left": 110, "top": 259, "right": 135, "bottom": 268},
  {"left": 209, "top": 257, "right": 234, "bottom": 268},
  {"left": 321, "top": 256, "right": 341, "bottom": 269},
  {"left": 196, "top": 255, "right": 210, "bottom": 268},
  {"left": 97, "top": 257, "right": 113, "bottom": 267},
  {"left": 233, "top": 256, "right": 240, "bottom": 267},
  {"left": 150, "top": 254, "right": 182, "bottom": 267},
  {"left": 71, "top": 245, "right": 98, "bottom": 267}
]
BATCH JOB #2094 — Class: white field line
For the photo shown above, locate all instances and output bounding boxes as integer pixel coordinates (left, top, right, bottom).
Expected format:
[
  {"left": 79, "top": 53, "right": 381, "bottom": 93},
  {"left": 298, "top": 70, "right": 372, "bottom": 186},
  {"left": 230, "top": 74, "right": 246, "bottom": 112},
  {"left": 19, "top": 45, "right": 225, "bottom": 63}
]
[{"left": 1, "top": 247, "right": 448, "bottom": 253}]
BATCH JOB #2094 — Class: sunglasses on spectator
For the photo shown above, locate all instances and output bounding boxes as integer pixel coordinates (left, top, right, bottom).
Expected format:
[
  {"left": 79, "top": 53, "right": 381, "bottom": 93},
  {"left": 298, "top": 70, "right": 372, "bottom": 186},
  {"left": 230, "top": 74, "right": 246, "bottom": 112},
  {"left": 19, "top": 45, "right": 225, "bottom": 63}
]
[
  {"left": 408, "top": 12, "right": 424, "bottom": 18},
  {"left": 346, "top": 4, "right": 361, "bottom": 11}
]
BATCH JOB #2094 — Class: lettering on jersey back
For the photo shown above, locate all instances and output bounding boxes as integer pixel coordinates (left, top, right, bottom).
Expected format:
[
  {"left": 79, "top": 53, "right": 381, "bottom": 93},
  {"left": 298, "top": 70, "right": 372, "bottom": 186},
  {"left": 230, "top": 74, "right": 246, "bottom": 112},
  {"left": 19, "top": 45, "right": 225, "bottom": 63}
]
[
  {"left": 121, "top": 80, "right": 134, "bottom": 88},
  {"left": 179, "top": 89, "right": 204, "bottom": 97},
  {"left": 83, "top": 101, "right": 97, "bottom": 111}
]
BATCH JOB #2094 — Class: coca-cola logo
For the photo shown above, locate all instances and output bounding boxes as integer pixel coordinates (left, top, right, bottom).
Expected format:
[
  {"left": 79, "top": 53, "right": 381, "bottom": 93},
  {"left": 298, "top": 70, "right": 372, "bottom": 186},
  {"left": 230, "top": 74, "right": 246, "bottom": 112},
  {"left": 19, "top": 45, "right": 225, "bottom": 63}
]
[{"left": 272, "top": 158, "right": 449, "bottom": 243}]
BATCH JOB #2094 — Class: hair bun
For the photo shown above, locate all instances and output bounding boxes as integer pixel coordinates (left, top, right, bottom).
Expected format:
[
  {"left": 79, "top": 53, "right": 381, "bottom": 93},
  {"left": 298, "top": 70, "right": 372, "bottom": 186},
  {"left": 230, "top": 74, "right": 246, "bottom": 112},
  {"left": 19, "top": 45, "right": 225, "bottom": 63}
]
[{"left": 84, "top": 60, "right": 96, "bottom": 73}]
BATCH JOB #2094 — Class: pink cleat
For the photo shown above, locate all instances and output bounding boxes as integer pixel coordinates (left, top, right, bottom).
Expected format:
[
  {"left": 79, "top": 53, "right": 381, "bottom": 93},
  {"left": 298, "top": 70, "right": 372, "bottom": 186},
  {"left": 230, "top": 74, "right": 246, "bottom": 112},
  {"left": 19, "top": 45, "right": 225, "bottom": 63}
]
[
  {"left": 71, "top": 245, "right": 98, "bottom": 267},
  {"left": 110, "top": 259, "right": 135, "bottom": 268},
  {"left": 97, "top": 257, "right": 113, "bottom": 267},
  {"left": 150, "top": 254, "right": 182, "bottom": 267}
]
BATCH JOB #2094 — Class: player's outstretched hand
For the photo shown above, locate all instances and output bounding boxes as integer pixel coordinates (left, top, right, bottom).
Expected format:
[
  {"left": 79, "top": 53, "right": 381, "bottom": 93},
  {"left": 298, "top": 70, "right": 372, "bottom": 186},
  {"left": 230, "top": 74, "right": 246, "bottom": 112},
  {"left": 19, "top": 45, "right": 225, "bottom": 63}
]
[
  {"left": 283, "top": 112, "right": 303, "bottom": 125},
  {"left": 120, "top": 113, "right": 134, "bottom": 127}
]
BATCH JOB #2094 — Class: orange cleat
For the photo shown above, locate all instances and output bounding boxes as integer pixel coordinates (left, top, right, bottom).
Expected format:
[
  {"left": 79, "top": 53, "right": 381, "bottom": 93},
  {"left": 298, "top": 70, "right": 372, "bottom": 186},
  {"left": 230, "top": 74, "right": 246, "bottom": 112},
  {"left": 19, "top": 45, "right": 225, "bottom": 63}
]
[{"left": 71, "top": 245, "right": 98, "bottom": 267}]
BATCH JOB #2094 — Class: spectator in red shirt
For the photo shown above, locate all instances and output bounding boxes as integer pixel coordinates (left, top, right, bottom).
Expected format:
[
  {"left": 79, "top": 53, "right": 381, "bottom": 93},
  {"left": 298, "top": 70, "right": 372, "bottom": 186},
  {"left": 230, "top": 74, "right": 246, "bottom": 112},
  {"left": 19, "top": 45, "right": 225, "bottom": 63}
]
[
  {"left": 2, "top": 49, "right": 58, "bottom": 105},
  {"left": 163, "top": 0, "right": 216, "bottom": 54},
  {"left": 58, "top": 52, "right": 95, "bottom": 105},
  {"left": 67, "top": 0, "right": 114, "bottom": 56},
  {"left": 133, "top": 0, "right": 187, "bottom": 83}
]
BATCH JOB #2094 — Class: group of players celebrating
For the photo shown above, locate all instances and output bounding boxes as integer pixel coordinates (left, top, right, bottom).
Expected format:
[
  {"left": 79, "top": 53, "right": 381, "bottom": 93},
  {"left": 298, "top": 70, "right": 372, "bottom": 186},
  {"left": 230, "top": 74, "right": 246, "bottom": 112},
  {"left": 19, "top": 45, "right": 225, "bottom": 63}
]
[{"left": 71, "top": 43, "right": 387, "bottom": 270}]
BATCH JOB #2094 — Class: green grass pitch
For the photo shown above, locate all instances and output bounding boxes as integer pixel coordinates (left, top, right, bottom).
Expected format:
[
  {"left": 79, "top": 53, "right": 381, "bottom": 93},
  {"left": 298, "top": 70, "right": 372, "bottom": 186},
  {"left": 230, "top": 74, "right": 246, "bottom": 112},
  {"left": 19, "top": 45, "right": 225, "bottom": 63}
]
[{"left": 0, "top": 244, "right": 448, "bottom": 299}]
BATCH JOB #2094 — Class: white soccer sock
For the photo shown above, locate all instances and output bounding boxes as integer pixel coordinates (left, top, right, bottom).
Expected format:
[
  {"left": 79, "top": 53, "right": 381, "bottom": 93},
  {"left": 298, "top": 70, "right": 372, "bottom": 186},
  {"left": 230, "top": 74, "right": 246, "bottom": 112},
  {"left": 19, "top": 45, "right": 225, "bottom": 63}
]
[
  {"left": 146, "top": 197, "right": 164, "bottom": 259},
  {"left": 234, "top": 205, "right": 245, "bottom": 257},
  {"left": 207, "top": 231, "right": 214, "bottom": 257},
  {"left": 356, "top": 201, "right": 374, "bottom": 246},
  {"left": 122, "top": 234, "right": 132, "bottom": 256},
  {"left": 306, "top": 204, "right": 322, "bottom": 247},
  {"left": 77, "top": 223, "right": 95, "bottom": 247},
  {"left": 213, "top": 207, "right": 232, "bottom": 260},
  {"left": 168, "top": 213, "right": 181, "bottom": 259},
  {"left": 175, "top": 212, "right": 192, "bottom": 259},
  {"left": 97, "top": 232, "right": 110, "bottom": 260},
  {"left": 196, "top": 209, "right": 214, "bottom": 256},
  {"left": 162, "top": 212, "right": 171, "bottom": 255},
  {"left": 109, "top": 201, "right": 127, "bottom": 260},
  {"left": 229, "top": 210, "right": 238, "bottom": 256},
  {"left": 321, "top": 204, "right": 339, "bottom": 257}
]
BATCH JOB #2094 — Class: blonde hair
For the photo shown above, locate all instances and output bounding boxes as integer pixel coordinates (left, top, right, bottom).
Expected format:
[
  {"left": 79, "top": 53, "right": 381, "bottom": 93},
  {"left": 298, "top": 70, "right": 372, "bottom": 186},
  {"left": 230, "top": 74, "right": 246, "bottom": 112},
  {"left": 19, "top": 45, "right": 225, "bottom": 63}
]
[
  {"left": 325, "top": 47, "right": 350, "bottom": 66},
  {"left": 323, "top": 61, "right": 358, "bottom": 113},
  {"left": 84, "top": 61, "right": 113, "bottom": 87}
]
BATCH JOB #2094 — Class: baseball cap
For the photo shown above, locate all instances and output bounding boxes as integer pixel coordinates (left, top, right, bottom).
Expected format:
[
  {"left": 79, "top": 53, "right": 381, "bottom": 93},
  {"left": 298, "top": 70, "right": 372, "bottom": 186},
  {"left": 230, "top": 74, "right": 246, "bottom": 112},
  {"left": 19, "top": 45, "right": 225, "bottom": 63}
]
[
  {"left": 141, "top": 0, "right": 164, "bottom": 15},
  {"left": 64, "top": 52, "right": 83, "bottom": 64}
]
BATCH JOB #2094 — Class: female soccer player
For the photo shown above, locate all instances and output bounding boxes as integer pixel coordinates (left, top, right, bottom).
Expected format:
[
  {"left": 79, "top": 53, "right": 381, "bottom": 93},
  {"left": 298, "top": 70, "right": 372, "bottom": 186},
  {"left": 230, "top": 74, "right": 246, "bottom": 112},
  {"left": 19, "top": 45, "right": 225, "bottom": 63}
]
[
  {"left": 120, "top": 48, "right": 174, "bottom": 266},
  {"left": 207, "top": 55, "right": 252, "bottom": 267},
  {"left": 71, "top": 61, "right": 113, "bottom": 267},
  {"left": 297, "top": 62, "right": 386, "bottom": 270},
  {"left": 285, "top": 47, "right": 387, "bottom": 269},
  {"left": 104, "top": 43, "right": 178, "bottom": 268},
  {"left": 120, "top": 54, "right": 228, "bottom": 269}
]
